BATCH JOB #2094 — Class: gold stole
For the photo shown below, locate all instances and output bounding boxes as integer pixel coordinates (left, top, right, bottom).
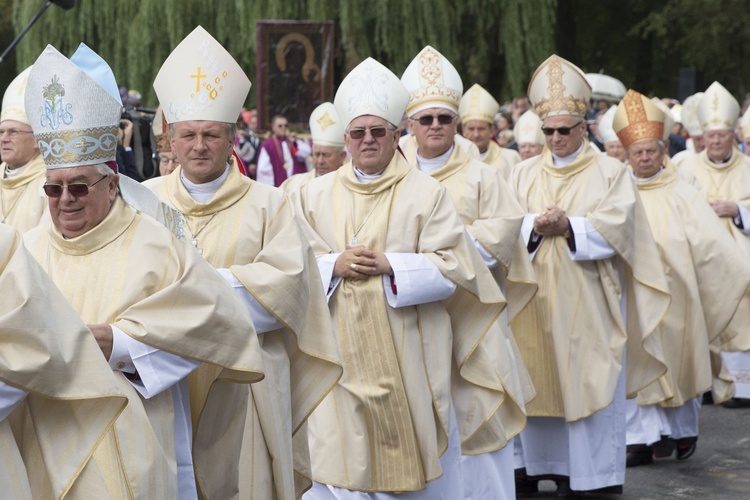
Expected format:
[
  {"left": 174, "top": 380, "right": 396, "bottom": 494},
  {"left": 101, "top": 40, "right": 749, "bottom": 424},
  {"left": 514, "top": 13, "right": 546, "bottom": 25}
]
[
  {"left": 333, "top": 159, "right": 424, "bottom": 489},
  {"left": 0, "top": 156, "right": 47, "bottom": 232},
  {"left": 482, "top": 141, "right": 513, "bottom": 181}
]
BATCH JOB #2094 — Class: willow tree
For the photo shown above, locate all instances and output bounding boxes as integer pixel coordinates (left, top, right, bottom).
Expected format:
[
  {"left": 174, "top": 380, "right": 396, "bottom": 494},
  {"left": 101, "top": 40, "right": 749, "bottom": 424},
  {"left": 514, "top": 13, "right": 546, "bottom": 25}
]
[{"left": 10, "top": 0, "right": 556, "bottom": 108}]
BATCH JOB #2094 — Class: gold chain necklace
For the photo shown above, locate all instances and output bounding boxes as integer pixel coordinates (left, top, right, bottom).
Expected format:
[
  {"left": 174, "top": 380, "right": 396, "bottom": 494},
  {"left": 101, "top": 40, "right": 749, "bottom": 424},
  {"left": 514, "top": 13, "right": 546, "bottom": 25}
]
[{"left": 185, "top": 212, "right": 218, "bottom": 255}]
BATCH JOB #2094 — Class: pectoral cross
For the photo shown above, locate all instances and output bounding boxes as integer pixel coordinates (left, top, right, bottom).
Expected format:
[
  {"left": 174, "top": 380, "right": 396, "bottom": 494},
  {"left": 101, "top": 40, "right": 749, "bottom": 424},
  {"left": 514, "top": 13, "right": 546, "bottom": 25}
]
[{"left": 191, "top": 239, "right": 203, "bottom": 255}]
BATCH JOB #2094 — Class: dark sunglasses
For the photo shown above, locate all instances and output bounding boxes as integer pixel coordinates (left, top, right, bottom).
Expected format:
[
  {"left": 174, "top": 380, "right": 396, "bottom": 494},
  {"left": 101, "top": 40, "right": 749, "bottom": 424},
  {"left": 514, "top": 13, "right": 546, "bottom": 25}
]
[
  {"left": 43, "top": 175, "right": 108, "bottom": 198},
  {"left": 415, "top": 114, "right": 454, "bottom": 126},
  {"left": 541, "top": 120, "right": 583, "bottom": 136},
  {"left": 348, "top": 127, "right": 389, "bottom": 140}
]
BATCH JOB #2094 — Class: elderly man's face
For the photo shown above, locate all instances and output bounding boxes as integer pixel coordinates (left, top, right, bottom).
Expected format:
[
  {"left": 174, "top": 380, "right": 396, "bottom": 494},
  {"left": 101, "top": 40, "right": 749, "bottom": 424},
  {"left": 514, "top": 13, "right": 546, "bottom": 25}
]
[
  {"left": 704, "top": 129, "right": 735, "bottom": 162},
  {"left": 171, "top": 120, "right": 233, "bottom": 184},
  {"left": 46, "top": 166, "right": 118, "bottom": 238},
  {"left": 462, "top": 119, "right": 495, "bottom": 154},
  {"left": 158, "top": 151, "right": 179, "bottom": 176},
  {"left": 344, "top": 115, "right": 399, "bottom": 174},
  {"left": 692, "top": 135, "right": 705, "bottom": 153},
  {"left": 519, "top": 142, "right": 543, "bottom": 161},
  {"left": 0, "top": 119, "right": 39, "bottom": 169},
  {"left": 410, "top": 108, "right": 458, "bottom": 159},
  {"left": 312, "top": 144, "right": 346, "bottom": 176},
  {"left": 542, "top": 115, "right": 586, "bottom": 158},
  {"left": 604, "top": 141, "right": 627, "bottom": 162},
  {"left": 627, "top": 140, "right": 665, "bottom": 179}
]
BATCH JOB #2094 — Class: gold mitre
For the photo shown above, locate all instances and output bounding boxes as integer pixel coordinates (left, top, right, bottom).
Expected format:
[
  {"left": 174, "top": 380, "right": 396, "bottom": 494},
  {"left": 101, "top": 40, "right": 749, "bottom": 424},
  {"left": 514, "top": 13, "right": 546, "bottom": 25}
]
[
  {"left": 681, "top": 93, "right": 704, "bottom": 136},
  {"left": 650, "top": 97, "right": 675, "bottom": 141},
  {"left": 1, "top": 66, "right": 32, "bottom": 125},
  {"left": 151, "top": 105, "right": 172, "bottom": 153},
  {"left": 513, "top": 109, "right": 544, "bottom": 146},
  {"left": 401, "top": 45, "right": 463, "bottom": 117},
  {"left": 528, "top": 55, "right": 591, "bottom": 119},
  {"left": 612, "top": 90, "right": 665, "bottom": 149},
  {"left": 697, "top": 82, "right": 739, "bottom": 131},
  {"left": 598, "top": 105, "right": 619, "bottom": 144},
  {"left": 309, "top": 102, "right": 345, "bottom": 148},
  {"left": 334, "top": 57, "right": 408, "bottom": 128},
  {"left": 154, "top": 26, "right": 251, "bottom": 124},
  {"left": 458, "top": 84, "right": 500, "bottom": 124},
  {"left": 25, "top": 44, "right": 121, "bottom": 169}
]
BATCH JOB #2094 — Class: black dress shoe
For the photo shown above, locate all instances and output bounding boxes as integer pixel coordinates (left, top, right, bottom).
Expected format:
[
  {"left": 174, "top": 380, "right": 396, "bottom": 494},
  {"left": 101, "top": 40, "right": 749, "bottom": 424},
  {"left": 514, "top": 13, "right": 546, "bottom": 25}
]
[
  {"left": 722, "top": 397, "right": 749, "bottom": 408},
  {"left": 626, "top": 444, "right": 653, "bottom": 467},
  {"left": 652, "top": 435, "right": 675, "bottom": 458},
  {"left": 515, "top": 468, "right": 539, "bottom": 497},
  {"left": 675, "top": 436, "right": 698, "bottom": 460},
  {"left": 701, "top": 391, "right": 714, "bottom": 405},
  {"left": 573, "top": 484, "right": 624, "bottom": 495},
  {"left": 555, "top": 479, "right": 573, "bottom": 499}
]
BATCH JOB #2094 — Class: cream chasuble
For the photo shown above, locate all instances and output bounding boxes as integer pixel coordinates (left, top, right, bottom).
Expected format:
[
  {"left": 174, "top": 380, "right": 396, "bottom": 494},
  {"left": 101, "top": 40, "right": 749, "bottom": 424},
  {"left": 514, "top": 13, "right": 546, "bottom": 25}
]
[
  {"left": 0, "top": 155, "right": 47, "bottom": 232},
  {"left": 296, "top": 152, "right": 506, "bottom": 492},
  {"left": 510, "top": 144, "right": 670, "bottom": 421},
  {"left": 400, "top": 134, "right": 479, "bottom": 166},
  {"left": 0, "top": 223, "right": 126, "bottom": 499},
  {"left": 481, "top": 141, "right": 516, "bottom": 181},
  {"left": 24, "top": 197, "right": 264, "bottom": 499},
  {"left": 147, "top": 166, "right": 342, "bottom": 500},
  {"left": 411, "top": 140, "right": 538, "bottom": 434},
  {"left": 281, "top": 170, "right": 316, "bottom": 198},
  {"left": 633, "top": 161, "right": 750, "bottom": 407},
  {"left": 680, "top": 147, "right": 750, "bottom": 353}
]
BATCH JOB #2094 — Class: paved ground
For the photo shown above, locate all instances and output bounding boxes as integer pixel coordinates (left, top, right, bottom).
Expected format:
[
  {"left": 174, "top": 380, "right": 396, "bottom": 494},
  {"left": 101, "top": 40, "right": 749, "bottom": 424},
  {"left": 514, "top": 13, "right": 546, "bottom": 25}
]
[{"left": 530, "top": 403, "right": 750, "bottom": 498}]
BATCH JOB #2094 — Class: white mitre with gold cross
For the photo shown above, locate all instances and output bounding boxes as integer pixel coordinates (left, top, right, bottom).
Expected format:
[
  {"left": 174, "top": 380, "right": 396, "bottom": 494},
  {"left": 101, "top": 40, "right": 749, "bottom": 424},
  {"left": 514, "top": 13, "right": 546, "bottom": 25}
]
[
  {"left": 309, "top": 102, "right": 345, "bottom": 148},
  {"left": 528, "top": 55, "right": 591, "bottom": 119},
  {"left": 1, "top": 66, "right": 32, "bottom": 125},
  {"left": 334, "top": 57, "right": 408, "bottom": 128},
  {"left": 458, "top": 83, "right": 500, "bottom": 125},
  {"left": 25, "top": 43, "right": 121, "bottom": 169},
  {"left": 513, "top": 109, "right": 545, "bottom": 146},
  {"left": 697, "top": 82, "right": 739, "bottom": 132},
  {"left": 154, "top": 25, "right": 251, "bottom": 124},
  {"left": 401, "top": 45, "right": 463, "bottom": 117}
]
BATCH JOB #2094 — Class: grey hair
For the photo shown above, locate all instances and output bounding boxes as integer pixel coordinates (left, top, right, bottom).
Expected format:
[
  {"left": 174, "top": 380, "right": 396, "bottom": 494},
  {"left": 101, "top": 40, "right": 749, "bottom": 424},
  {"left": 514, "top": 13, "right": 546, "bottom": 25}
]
[
  {"left": 167, "top": 122, "right": 236, "bottom": 141},
  {"left": 625, "top": 139, "right": 665, "bottom": 155},
  {"left": 93, "top": 163, "right": 116, "bottom": 176}
]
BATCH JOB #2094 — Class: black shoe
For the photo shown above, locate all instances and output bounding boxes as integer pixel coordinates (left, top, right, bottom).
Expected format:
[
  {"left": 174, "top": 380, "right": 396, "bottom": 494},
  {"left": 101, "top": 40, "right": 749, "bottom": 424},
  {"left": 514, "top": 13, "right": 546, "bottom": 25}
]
[
  {"left": 555, "top": 479, "right": 573, "bottom": 499},
  {"left": 701, "top": 391, "right": 714, "bottom": 405},
  {"left": 573, "top": 484, "right": 624, "bottom": 495},
  {"left": 652, "top": 435, "right": 675, "bottom": 458},
  {"left": 675, "top": 437, "right": 698, "bottom": 460},
  {"left": 626, "top": 444, "right": 653, "bottom": 467},
  {"left": 515, "top": 468, "right": 539, "bottom": 497},
  {"left": 721, "top": 397, "right": 749, "bottom": 408}
]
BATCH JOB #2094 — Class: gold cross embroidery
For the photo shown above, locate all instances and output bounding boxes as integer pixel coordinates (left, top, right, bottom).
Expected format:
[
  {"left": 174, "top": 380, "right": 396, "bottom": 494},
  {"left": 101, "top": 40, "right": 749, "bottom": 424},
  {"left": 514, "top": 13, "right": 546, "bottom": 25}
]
[
  {"left": 73, "top": 137, "right": 96, "bottom": 153},
  {"left": 191, "top": 67, "right": 207, "bottom": 93}
]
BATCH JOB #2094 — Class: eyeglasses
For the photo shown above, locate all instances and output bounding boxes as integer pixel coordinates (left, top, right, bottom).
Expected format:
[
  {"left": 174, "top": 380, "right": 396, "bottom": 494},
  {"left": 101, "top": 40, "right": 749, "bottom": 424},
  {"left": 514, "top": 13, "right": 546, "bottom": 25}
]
[
  {"left": 43, "top": 175, "right": 108, "bottom": 198},
  {"left": 414, "top": 114, "right": 455, "bottom": 126},
  {"left": 541, "top": 120, "right": 584, "bottom": 136},
  {"left": 0, "top": 128, "right": 34, "bottom": 138},
  {"left": 158, "top": 155, "right": 180, "bottom": 166},
  {"left": 348, "top": 127, "right": 390, "bottom": 140}
]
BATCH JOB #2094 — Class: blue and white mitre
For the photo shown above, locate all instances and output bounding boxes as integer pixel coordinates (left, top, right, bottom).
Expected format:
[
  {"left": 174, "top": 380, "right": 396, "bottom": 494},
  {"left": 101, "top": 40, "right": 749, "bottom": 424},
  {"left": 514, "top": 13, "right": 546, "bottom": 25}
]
[
  {"left": 25, "top": 43, "right": 121, "bottom": 169},
  {"left": 334, "top": 57, "right": 408, "bottom": 129}
]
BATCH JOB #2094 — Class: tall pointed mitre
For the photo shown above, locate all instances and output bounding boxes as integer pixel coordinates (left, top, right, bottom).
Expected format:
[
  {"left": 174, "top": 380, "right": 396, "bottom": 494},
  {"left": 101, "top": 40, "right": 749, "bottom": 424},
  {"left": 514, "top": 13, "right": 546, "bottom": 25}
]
[
  {"left": 1, "top": 67, "right": 32, "bottom": 125},
  {"left": 650, "top": 97, "right": 675, "bottom": 141},
  {"left": 151, "top": 105, "right": 171, "bottom": 152},
  {"left": 25, "top": 44, "right": 121, "bottom": 169},
  {"left": 458, "top": 83, "right": 500, "bottom": 125},
  {"left": 681, "top": 93, "right": 704, "bottom": 136},
  {"left": 334, "top": 57, "right": 408, "bottom": 128},
  {"left": 309, "top": 102, "right": 345, "bottom": 148},
  {"left": 740, "top": 107, "right": 750, "bottom": 141},
  {"left": 528, "top": 55, "right": 591, "bottom": 119},
  {"left": 154, "top": 26, "right": 251, "bottom": 124},
  {"left": 598, "top": 105, "right": 620, "bottom": 144},
  {"left": 401, "top": 45, "right": 463, "bottom": 117},
  {"left": 612, "top": 89, "right": 665, "bottom": 149},
  {"left": 697, "top": 82, "right": 739, "bottom": 131},
  {"left": 513, "top": 109, "right": 544, "bottom": 146}
]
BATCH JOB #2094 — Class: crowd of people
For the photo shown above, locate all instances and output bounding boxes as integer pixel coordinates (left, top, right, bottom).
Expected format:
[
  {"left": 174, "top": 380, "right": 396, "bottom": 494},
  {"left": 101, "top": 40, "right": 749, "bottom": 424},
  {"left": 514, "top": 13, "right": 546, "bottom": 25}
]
[{"left": 1, "top": 24, "right": 749, "bottom": 500}]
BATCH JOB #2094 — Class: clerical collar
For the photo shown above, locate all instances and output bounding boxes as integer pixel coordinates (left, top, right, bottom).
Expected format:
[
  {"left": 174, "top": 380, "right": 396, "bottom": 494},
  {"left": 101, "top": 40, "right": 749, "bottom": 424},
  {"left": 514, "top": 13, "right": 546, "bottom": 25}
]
[
  {"left": 416, "top": 145, "right": 454, "bottom": 174},
  {"left": 353, "top": 165, "right": 386, "bottom": 183},
  {"left": 709, "top": 151, "right": 733, "bottom": 165},
  {"left": 630, "top": 166, "right": 664, "bottom": 183},
  {"left": 478, "top": 149, "right": 488, "bottom": 160},
  {"left": 3, "top": 163, "right": 26, "bottom": 178},
  {"left": 551, "top": 142, "right": 585, "bottom": 167},
  {"left": 180, "top": 165, "right": 230, "bottom": 203}
]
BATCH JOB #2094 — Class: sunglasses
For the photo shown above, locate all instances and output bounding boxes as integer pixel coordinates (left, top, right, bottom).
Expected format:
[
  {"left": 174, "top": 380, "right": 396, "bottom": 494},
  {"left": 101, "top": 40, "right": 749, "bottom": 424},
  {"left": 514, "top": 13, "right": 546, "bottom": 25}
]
[
  {"left": 43, "top": 175, "right": 108, "bottom": 198},
  {"left": 541, "top": 120, "right": 584, "bottom": 136},
  {"left": 348, "top": 127, "right": 390, "bottom": 140},
  {"left": 414, "top": 114, "right": 454, "bottom": 126}
]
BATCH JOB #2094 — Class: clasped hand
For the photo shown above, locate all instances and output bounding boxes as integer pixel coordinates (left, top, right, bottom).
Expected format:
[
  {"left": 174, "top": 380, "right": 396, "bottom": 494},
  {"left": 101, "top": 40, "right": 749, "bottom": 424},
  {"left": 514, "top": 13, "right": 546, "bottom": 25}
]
[
  {"left": 533, "top": 205, "right": 569, "bottom": 237},
  {"left": 334, "top": 244, "right": 393, "bottom": 282}
]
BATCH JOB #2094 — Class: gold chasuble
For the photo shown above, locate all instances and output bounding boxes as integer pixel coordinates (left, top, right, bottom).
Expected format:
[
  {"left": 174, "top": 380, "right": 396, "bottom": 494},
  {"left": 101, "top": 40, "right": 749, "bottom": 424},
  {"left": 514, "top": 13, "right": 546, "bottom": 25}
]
[
  {"left": 0, "top": 224, "right": 126, "bottom": 499},
  {"left": 147, "top": 165, "right": 342, "bottom": 499},
  {"left": 0, "top": 155, "right": 47, "bottom": 232},
  {"left": 296, "top": 153, "right": 506, "bottom": 492},
  {"left": 24, "top": 197, "right": 264, "bottom": 499},
  {"left": 680, "top": 147, "right": 750, "bottom": 353},
  {"left": 482, "top": 141, "right": 515, "bottom": 181},
  {"left": 409, "top": 140, "right": 538, "bottom": 431},
  {"left": 510, "top": 143, "right": 670, "bottom": 421},
  {"left": 633, "top": 161, "right": 750, "bottom": 406}
]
